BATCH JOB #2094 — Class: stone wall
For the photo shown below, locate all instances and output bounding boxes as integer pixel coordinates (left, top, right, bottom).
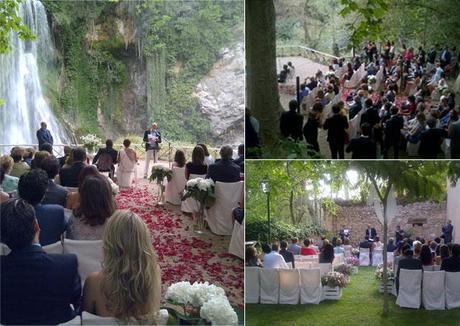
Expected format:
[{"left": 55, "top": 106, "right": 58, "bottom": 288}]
[{"left": 325, "top": 201, "right": 447, "bottom": 247}]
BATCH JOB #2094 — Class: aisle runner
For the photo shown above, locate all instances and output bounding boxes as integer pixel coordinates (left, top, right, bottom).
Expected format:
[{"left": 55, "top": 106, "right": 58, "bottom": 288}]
[{"left": 116, "top": 186, "right": 243, "bottom": 307}]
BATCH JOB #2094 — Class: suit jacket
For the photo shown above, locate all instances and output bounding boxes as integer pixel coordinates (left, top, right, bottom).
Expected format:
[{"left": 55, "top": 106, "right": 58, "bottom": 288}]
[
  {"left": 42, "top": 180, "right": 69, "bottom": 207},
  {"left": 360, "top": 108, "right": 380, "bottom": 128},
  {"left": 59, "top": 161, "right": 86, "bottom": 187},
  {"left": 418, "top": 128, "right": 448, "bottom": 159},
  {"left": 323, "top": 114, "right": 349, "bottom": 144},
  {"left": 384, "top": 115, "right": 404, "bottom": 144},
  {"left": 346, "top": 136, "right": 376, "bottom": 159},
  {"left": 206, "top": 159, "right": 241, "bottom": 183},
  {"left": 0, "top": 245, "right": 81, "bottom": 325},
  {"left": 233, "top": 155, "right": 244, "bottom": 173},
  {"left": 92, "top": 147, "right": 118, "bottom": 169},
  {"left": 34, "top": 204, "right": 68, "bottom": 246},
  {"left": 36, "top": 128, "right": 53, "bottom": 148},
  {"left": 280, "top": 249, "right": 295, "bottom": 268},
  {"left": 280, "top": 111, "right": 303, "bottom": 140},
  {"left": 449, "top": 120, "right": 460, "bottom": 159},
  {"left": 143, "top": 130, "right": 162, "bottom": 151},
  {"left": 442, "top": 223, "right": 454, "bottom": 244},
  {"left": 441, "top": 256, "right": 460, "bottom": 272},
  {"left": 365, "top": 228, "right": 377, "bottom": 239},
  {"left": 396, "top": 256, "right": 422, "bottom": 291}
]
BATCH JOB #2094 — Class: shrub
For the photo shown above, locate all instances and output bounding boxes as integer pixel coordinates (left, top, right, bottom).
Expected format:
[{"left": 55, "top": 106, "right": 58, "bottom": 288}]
[{"left": 245, "top": 219, "right": 325, "bottom": 243}]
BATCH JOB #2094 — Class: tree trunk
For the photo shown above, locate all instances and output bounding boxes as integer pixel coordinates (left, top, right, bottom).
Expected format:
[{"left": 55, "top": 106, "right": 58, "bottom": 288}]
[
  {"left": 246, "top": 0, "right": 280, "bottom": 147},
  {"left": 303, "top": 1, "right": 311, "bottom": 44}
]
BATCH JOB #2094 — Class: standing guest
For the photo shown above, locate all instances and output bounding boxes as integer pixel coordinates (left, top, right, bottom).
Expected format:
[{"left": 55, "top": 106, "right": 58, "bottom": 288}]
[
  {"left": 346, "top": 123, "right": 377, "bottom": 159},
  {"left": 233, "top": 144, "right": 244, "bottom": 173},
  {"left": 395, "top": 225, "right": 405, "bottom": 245},
  {"left": 418, "top": 118, "right": 448, "bottom": 159},
  {"left": 59, "top": 147, "right": 87, "bottom": 187},
  {"left": 441, "top": 244, "right": 460, "bottom": 272},
  {"left": 0, "top": 199, "right": 81, "bottom": 325},
  {"left": 383, "top": 106, "right": 404, "bottom": 159},
  {"left": 279, "top": 240, "right": 295, "bottom": 268},
  {"left": 143, "top": 122, "right": 162, "bottom": 179},
  {"left": 18, "top": 169, "right": 67, "bottom": 246},
  {"left": 185, "top": 146, "right": 208, "bottom": 180},
  {"left": 246, "top": 246, "right": 262, "bottom": 267},
  {"left": 365, "top": 225, "right": 377, "bottom": 240},
  {"left": 288, "top": 237, "right": 301, "bottom": 255},
  {"left": 396, "top": 245, "right": 422, "bottom": 293},
  {"left": 92, "top": 139, "right": 118, "bottom": 179},
  {"left": 0, "top": 155, "right": 19, "bottom": 192},
  {"left": 280, "top": 100, "right": 303, "bottom": 140},
  {"left": 303, "top": 110, "right": 321, "bottom": 153},
  {"left": 263, "top": 243, "right": 288, "bottom": 269},
  {"left": 300, "top": 239, "right": 318, "bottom": 256},
  {"left": 36, "top": 122, "right": 54, "bottom": 151},
  {"left": 442, "top": 219, "right": 454, "bottom": 244},
  {"left": 206, "top": 146, "right": 240, "bottom": 183},
  {"left": 31, "top": 150, "right": 51, "bottom": 169},
  {"left": 319, "top": 243, "right": 335, "bottom": 264},
  {"left": 81, "top": 210, "right": 161, "bottom": 322},
  {"left": 40, "top": 157, "right": 69, "bottom": 207},
  {"left": 9, "top": 147, "right": 30, "bottom": 178},
  {"left": 117, "top": 139, "right": 138, "bottom": 189},
  {"left": 323, "top": 104, "right": 349, "bottom": 159},
  {"left": 172, "top": 150, "right": 186, "bottom": 168},
  {"left": 66, "top": 175, "right": 116, "bottom": 240},
  {"left": 198, "top": 144, "right": 215, "bottom": 166},
  {"left": 440, "top": 46, "right": 452, "bottom": 70},
  {"left": 58, "top": 146, "right": 72, "bottom": 167}
]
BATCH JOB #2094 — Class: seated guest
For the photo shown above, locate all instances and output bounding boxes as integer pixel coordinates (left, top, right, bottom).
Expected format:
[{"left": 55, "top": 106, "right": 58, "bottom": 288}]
[
  {"left": 436, "top": 244, "right": 450, "bottom": 265},
  {"left": 58, "top": 145, "right": 72, "bottom": 167},
  {"left": 342, "top": 238, "right": 353, "bottom": 257},
  {"left": 334, "top": 238, "right": 344, "bottom": 254},
  {"left": 31, "top": 150, "right": 51, "bottom": 169},
  {"left": 198, "top": 144, "right": 214, "bottom": 166},
  {"left": 0, "top": 169, "right": 10, "bottom": 203},
  {"left": 419, "top": 244, "right": 434, "bottom": 266},
  {"left": 40, "top": 157, "right": 69, "bottom": 207},
  {"left": 246, "top": 246, "right": 262, "bottom": 267},
  {"left": 92, "top": 139, "right": 118, "bottom": 178},
  {"left": 263, "top": 243, "right": 288, "bottom": 269},
  {"left": 59, "top": 147, "right": 87, "bottom": 187},
  {"left": 0, "top": 199, "right": 81, "bottom": 325},
  {"left": 300, "top": 239, "right": 318, "bottom": 255},
  {"left": 67, "top": 175, "right": 116, "bottom": 240},
  {"left": 396, "top": 245, "right": 422, "bottom": 293},
  {"left": 24, "top": 147, "right": 35, "bottom": 167},
  {"left": 206, "top": 146, "right": 240, "bottom": 183},
  {"left": 387, "top": 238, "right": 397, "bottom": 252},
  {"left": 172, "top": 150, "right": 186, "bottom": 168},
  {"left": 9, "top": 147, "right": 30, "bottom": 178},
  {"left": 233, "top": 144, "right": 244, "bottom": 173},
  {"left": 346, "top": 123, "right": 377, "bottom": 159},
  {"left": 82, "top": 210, "right": 161, "bottom": 322},
  {"left": 373, "top": 236, "right": 384, "bottom": 250},
  {"left": 185, "top": 146, "right": 208, "bottom": 180},
  {"left": 0, "top": 155, "right": 19, "bottom": 193},
  {"left": 441, "top": 244, "right": 460, "bottom": 272},
  {"left": 288, "top": 237, "right": 301, "bottom": 255},
  {"left": 18, "top": 169, "right": 67, "bottom": 246},
  {"left": 413, "top": 241, "right": 422, "bottom": 259},
  {"left": 319, "top": 243, "right": 335, "bottom": 264},
  {"left": 359, "top": 236, "right": 373, "bottom": 249},
  {"left": 279, "top": 240, "right": 295, "bottom": 268}
]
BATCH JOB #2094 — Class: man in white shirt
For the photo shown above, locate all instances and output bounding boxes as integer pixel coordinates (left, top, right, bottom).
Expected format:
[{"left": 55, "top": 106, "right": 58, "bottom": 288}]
[{"left": 263, "top": 243, "right": 289, "bottom": 269}]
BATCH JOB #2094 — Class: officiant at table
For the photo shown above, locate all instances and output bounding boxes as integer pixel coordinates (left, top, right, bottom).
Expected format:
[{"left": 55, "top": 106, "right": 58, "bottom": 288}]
[{"left": 143, "top": 122, "right": 162, "bottom": 179}]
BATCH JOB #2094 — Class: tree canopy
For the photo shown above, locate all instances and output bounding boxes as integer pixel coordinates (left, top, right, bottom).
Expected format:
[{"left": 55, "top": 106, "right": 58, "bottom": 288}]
[{"left": 0, "top": 0, "right": 35, "bottom": 54}]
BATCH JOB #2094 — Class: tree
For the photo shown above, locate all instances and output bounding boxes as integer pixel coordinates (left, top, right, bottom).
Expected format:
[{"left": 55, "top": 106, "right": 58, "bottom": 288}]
[{"left": 0, "top": 0, "right": 35, "bottom": 54}]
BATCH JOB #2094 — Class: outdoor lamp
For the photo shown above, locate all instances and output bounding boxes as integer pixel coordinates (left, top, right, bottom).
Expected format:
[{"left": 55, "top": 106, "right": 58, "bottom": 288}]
[{"left": 260, "top": 180, "right": 271, "bottom": 243}]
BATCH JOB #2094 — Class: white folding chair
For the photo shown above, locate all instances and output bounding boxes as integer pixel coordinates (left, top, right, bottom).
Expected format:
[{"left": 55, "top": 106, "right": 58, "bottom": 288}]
[
  {"left": 228, "top": 220, "right": 243, "bottom": 259},
  {"left": 279, "top": 269, "right": 300, "bottom": 304},
  {"left": 372, "top": 249, "right": 383, "bottom": 266},
  {"left": 43, "top": 241, "right": 64, "bottom": 254},
  {"left": 205, "top": 181, "right": 243, "bottom": 235},
  {"left": 63, "top": 239, "right": 103, "bottom": 285},
  {"left": 445, "top": 272, "right": 460, "bottom": 309},
  {"left": 165, "top": 167, "right": 186, "bottom": 205},
  {"left": 245, "top": 267, "right": 260, "bottom": 304},
  {"left": 300, "top": 268, "right": 322, "bottom": 304},
  {"left": 359, "top": 248, "right": 370, "bottom": 266},
  {"left": 396, "top": 269, "right": 422, "bottom": 309},
  {"left": 433, "top": 265, "right": 441, "bottom": 271},
  {"left": 422, "top": 265, "right": 434, "bottom": 271},
  {"left": 319, "top": 263, "right": 332, "bottom": 277},
  {"left": 260, "top": 268, "right": 279, "bottom": 304},
  {"left": 58, "top": 315, "right": 81, "bottom": 325},
  {"left": 422, "top": 271, "right": 445, "bottom": 310},
  {"left": 180, "top": 174, "right": 206, "bottom": 213}
]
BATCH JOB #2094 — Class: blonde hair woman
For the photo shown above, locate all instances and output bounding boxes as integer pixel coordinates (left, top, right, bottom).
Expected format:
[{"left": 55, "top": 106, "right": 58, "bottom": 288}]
[{"left": 82, "top": 210, "right": 161, "bottom": 323}]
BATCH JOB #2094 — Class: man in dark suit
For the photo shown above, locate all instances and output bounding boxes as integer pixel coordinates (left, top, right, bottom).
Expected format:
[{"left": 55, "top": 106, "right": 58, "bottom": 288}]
[
  {"left": 396, "top": 245, "right": 422, "bottom": 293},
  {"left": 19, "top": 169, "right": 67, "bottom": 246},
  {"left": 360, "top": 99, "right": 380, "bottom": 130},
  {"left": 233, "top": 144, "right": 244, "bottom": 173},
  {"left": 279, "top": 240, "right": 295, "bottom": 268},
  {"left": 442, "top": 219, "right": 454, "bottom": 244},
  {"left": 440, "top": 46, "right": 452, "bottom": 70},
  {"left": 40, "top": 157, "right": 68, "bottom": 207},
  {"left": 418, "top": 118, "right": 448, "bottom": 159},
  {"left": 143, "top": 122, "right": 162, "bottom": 178},
  {"left": 323, "top": 104, "right": 349, "bottom": 159},
  {"left": 359, "top": 236, "right": 373, "bottom": 249},
  {"left": 280, "top": 100, "right": 303, "bottom": 141},
  {"left": 365, "top": 225, "right": 377, "bottom": 240},
  {"left": 206, "top": 146, "right": 240, "bottom": 183},
  {"left": 441, "top": 244, "right": 460, "bottom": 272},
  {"left": 36, "top": 121, "right": 54, "bottom": 151},
  {"left": 383, "top": 106, "right": 404, "bottom": 159},
  {"left": 59, "top": 147, "right": 87, "bottom": 187},
  {"left": 92, "top": 139, "right": 118, "bottom": 178},
  {"left": 0, "top": 199, "right": 81, "bottom": 325},
  {"left": 346, "top": 123, "right": 377, "bottom": 159}
]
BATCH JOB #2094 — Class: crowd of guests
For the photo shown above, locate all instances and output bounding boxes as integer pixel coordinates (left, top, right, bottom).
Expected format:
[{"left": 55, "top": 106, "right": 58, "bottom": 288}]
[{"left": 278, "top": 42, "right": 460, "bottom": 159}]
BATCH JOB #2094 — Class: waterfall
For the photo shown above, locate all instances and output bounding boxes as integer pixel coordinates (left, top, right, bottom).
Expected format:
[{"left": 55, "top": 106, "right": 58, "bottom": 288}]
[{"left": 0, "top": 0, "right": 69, "bottom": 152}]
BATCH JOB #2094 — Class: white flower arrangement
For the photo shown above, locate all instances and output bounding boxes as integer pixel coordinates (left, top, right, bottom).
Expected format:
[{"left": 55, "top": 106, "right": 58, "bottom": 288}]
[
  {"left": 367, "top": 75, "right": 377, "bottom": 84},
  {"left": 150, "top": 164, "right": 173, "bottom": 183},
  {"left": 164, "top": 281, "right": 194, "bottom": 305},
  {"left": 325, "top": 71, "right": 336, "bottom": 79},
  {"left": 80, "top": 134, "right": 102, "bottom": 151},
  {"left": 182, "top": 178, "right": 216, "bottom": 207},
  {"left": 200, "top": 295, "right": 238, "bottom": 326}
]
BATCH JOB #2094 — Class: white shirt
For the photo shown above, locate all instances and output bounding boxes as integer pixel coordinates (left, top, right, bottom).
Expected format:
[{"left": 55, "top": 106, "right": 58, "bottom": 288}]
[{"left": 263, "top": 251, "right": 289, "bottom": 269}]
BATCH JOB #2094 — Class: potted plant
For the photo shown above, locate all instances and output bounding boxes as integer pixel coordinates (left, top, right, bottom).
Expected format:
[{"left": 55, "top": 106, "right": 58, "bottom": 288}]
[
  {"left": 182, "top": 178, "right": 215, "bottom": 233},
  {"left": 346, "top": 256, "right": 359, "bottom": 274},
  {"left": 333, "top": 263, "right": 352, "bottom": 281},
  {"left": 81, "top": 134, "right": 101, "bottom": 155},
  {"left": 150, "top": 164, "right": 173, "bottom": 205},
  {"left": 374, "top": 263, "right": 395, "bottom": 293},
  {"left": 321, "top": 272, "right": 348, "bottom": 300}
]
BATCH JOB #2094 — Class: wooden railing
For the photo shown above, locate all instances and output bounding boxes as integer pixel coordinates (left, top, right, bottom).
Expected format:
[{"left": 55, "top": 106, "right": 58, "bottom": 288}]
[{"left": 277, "top": 44, "right": 353, "bottom": 66}]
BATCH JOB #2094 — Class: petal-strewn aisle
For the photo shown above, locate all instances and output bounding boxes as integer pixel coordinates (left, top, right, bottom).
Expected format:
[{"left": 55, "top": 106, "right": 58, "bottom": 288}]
[{"left": 115, "top": 182, "right": 243, "bottom": 308}]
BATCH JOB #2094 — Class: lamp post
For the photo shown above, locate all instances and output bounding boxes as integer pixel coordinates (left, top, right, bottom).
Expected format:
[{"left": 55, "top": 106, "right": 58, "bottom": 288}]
[{"left": 261, "top": 180, "right": 271, "bottom": 244}]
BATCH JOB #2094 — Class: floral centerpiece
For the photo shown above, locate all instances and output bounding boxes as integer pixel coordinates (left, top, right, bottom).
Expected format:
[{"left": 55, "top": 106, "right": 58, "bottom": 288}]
[
  {"left": 352, "top": 248, "right": 360, "bottom": 257},
  {"left": 81, "top": 134, "right": 101, "bottom": 154},
  {"left": 182, "top": 178, "right": 215, "bottom": 233},
  {"left": 334, "top": 263, "right": 352, "bottom": 277},
  {"left": 321, "top": 271, "right": 349, "bottom": 288},
  {"left": 374, "top": 263, "right": 394, "bottom": 281},
  {"left": 346, "top": 256, "right": 359, "bottom": 274},
  {"left": 165, "top": 281, "right": 238, "bottom": 325},
  {"left": 325, "top": 71, "right": 336, "bottom": 79},
  {"left": 149, "top": 164, "right": 173, "bottom": 205},
  {"left": 367, "top": 75, "right": 377, "bottom": 84}
]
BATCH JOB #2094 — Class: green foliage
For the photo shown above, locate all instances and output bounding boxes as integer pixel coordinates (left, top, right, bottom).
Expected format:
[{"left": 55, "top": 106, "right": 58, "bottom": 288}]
[
  {"left": 246, "top": 219, "right": 325, "bottom": 243},
  {"left": 259, "top": 139, "right": 323, "bottom": 159},
  {"left": 0, "top": 0, "right": 36, "bottom": 53},
  {"left": 276, "top": 17, "right": 301, "bottom": 42}
]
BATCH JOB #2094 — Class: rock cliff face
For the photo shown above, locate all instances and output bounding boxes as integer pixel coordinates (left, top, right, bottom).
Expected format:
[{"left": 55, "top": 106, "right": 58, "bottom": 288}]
[{"left": 195, "top": 43, "right": 244, "bottom": 146}]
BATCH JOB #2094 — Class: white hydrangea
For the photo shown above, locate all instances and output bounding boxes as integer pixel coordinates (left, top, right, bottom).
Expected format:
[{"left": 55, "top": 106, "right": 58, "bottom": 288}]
[
  {"left": 152, "top": 164, "right": 171, "bottom": 172},
  {"left": 190, "top": 282, "right": 226, "bottom": 307},
  {"left": 200, "top": 296, "right": 238, "bottom": 325},
  {"left": 164, "top": 281, "right": 193, "bottom": 304},
  {"left": 186, "top": 179, "right": 199, "bottom": 188}
]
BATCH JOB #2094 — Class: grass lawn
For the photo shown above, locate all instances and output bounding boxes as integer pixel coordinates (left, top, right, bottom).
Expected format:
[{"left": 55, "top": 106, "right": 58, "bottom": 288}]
[{"left": 246, "top": 267, "right": 460, "bottom": 326}]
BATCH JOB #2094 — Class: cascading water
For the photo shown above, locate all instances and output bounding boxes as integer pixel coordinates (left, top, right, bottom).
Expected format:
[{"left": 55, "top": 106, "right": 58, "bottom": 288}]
[{"left": 0, "top": 0, "right": 69, "bottom": 151}]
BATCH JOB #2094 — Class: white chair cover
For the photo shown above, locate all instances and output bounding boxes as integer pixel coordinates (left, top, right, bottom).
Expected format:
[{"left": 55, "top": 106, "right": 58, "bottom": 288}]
[
  {"left": 43, "top": 241, "right": 64, "bottom": 254},
  {"left": 372, "top": 249, "right": 383, "bottom": 266},
  {"left": 82, "top": 310, "right": 169, "bottom": 325},
  {"left": 279, "top": 269, "right": 300, "bottom": 304},
  {"left": 374, "top": 66, "right": 384, "bottom": 92},
  {"left": 422, "top": 265, "right": 434, "bottom": 271},
  {"left": 260, "top": 268, "right": 280, "bottom": 304},
  {"left": 0, "top": 243, "right": 11, "bottom": 256},
  {"left": 445, "top": 272, "right": 460, "bottom": 309},
  {"left": 433, "top": 265, "right": 441, "bottom": 271},
  {"left": 319, "top": 263, "right": 332, "bottom": 277},
  {"left": 300, "top": 268, "right": 322, "bottom": 304},
  {"left": 206, "top": 181, "right": 243, "bottom": 235},
  {"left": 165, "top": 167, "right": 187, "bottom": 205},
  {"left": 348, "top": 108, "right": 364, "bottom": 140},
  {"left": 180, "top": 174, "right": 206, "bottom": 213},
  {"left": 396, "top": 269, "right": 422, "bottom": 309},
  {"left": 422, "top": 271, "right": 446, "bottom": 310},
  {"left": 63, "top": 239, "right": 103, "bottom": 285},
  {"left": 387, "top": 252, "right": 394, "bottom": 267},
  {"left": 343, "top": 245, "right": 352, "bottom": 258},
  {"left": 59, "top": 315, "right": 81, "bottom": 325},
  {"left": 344, "top": 64, "right": 365, "bottom": 89},
  {"left": 245, "top": 267, "right": 260, "bottom": 304},
  {"left": 296, "top": 261, "right": 312, "bottom": 269},
  {"left": 359, "top": 248, "right": 370, "bottom": 266},
  {"left": 228, "top": 220, "right": 243, "bottom": 259},
  {"left": 334, "top": 253, "right": 344, "bottom": 265},
  {"left": 321, "top": 102, "right": 334, "bottom": 125}
]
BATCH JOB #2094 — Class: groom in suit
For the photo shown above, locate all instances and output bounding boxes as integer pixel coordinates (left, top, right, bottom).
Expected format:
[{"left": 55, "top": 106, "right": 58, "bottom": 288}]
[
  {"left": 365, "top": 224, "right": 377, "bottom": 240},
  {"left": 143, "top": 122, "right": 162, "bottom": 178},
  {"left": 36, "top": 122, "right": 54, "bottom": 151}
]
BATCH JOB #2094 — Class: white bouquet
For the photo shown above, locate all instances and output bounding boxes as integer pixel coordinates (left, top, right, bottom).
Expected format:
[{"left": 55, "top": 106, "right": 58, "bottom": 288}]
[
  {"left": 81, "top": 134, "right": 102, "bottom": 152},
  {"left": 200, "top": 295, "right": 238, "bottom": 326},
  {"left": 165, "top": 281, "right": 194, "bottom": 305},
  {"left": 182, "top": 178, "right": 215, "bottom": 207},
  {"left": 325, "top": 71, "right": 336, "bottom": 79},
  {"left": 367, "top": 75, "right": 377, "bottom": 84}
]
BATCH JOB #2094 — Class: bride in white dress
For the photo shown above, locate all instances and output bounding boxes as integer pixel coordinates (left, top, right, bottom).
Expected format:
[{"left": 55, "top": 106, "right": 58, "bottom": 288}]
[{"left": 117, "top": 139, "right": 138, "bottom": 188}]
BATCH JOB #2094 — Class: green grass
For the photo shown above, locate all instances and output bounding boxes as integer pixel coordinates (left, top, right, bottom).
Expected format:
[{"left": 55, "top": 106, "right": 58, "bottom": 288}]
[{"left": 246, "top": 267, "right": 460, "bottom": 326}]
